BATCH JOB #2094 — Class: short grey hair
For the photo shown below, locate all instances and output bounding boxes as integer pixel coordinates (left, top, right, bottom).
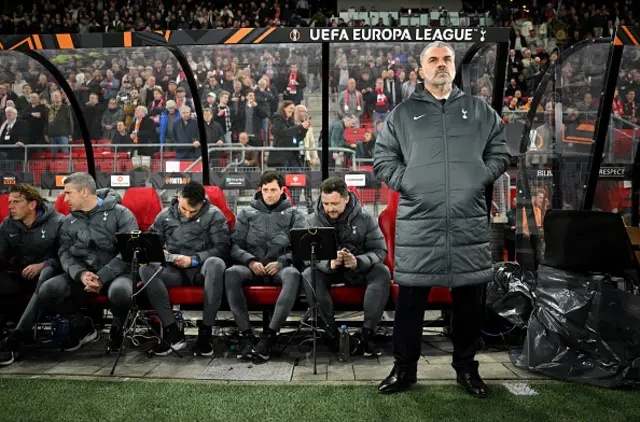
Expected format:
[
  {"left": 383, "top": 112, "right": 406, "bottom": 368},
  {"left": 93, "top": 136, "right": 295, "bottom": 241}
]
[
  {"left": 64, "top": 172, "right": 97, "bottom": 194},
  {"left": 420, "top": 41, "right": 456, "bottom": 65},
  {"left": 4, "top": 106, "right": 17, "bottom": 115},
  {"left": 344, "top": 114, "right": 357, "bottom": 121}
]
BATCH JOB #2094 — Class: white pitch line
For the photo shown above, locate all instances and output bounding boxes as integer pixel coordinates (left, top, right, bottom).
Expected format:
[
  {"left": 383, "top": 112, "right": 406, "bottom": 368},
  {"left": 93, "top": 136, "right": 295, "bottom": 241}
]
[{"left": 503, "top": 382, "right": 538, "bottom": 396}]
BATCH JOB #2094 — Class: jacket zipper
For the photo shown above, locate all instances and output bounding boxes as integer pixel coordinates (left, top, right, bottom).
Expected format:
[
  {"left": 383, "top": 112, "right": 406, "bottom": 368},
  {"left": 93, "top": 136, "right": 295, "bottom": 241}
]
[{"left": 441, "top": 102, "right": 452, "bottom": 287}]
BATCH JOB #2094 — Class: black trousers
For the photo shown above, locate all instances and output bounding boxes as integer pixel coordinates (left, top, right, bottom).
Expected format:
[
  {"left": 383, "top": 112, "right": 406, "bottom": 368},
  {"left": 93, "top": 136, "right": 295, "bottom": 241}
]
[{"left": 393, "top": 283, "right": 485, "bottom": 375}]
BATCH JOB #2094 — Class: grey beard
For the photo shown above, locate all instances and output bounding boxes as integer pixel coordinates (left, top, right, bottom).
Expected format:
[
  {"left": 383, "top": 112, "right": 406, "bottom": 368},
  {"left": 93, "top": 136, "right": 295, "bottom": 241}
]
[{"left": 179, "top": 213, "right": 191, "bottom": 223}]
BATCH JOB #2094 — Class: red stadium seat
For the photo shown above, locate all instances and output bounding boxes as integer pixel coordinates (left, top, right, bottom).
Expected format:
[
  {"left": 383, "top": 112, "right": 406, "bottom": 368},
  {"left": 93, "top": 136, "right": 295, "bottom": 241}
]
[
  {"left": 378, "top": 191, "right": 452, "bottom": 306},
  {"left": 153, "top": 152, "right": 177, "bottom": 159},
  {"left": 204, "top": 185, "right": 236, "bottom": 230},
  {"left": 121, "top": 187, "right": 163, "bottom": 232},
  {"left": 54, "top": 194, "right": 71, "bottom": 216},
  {"left": 0, "top": 194, "right": 9, "bottom": 222},
  {"left": 344, "top": 128, "right": 367, "bottom": 145}
]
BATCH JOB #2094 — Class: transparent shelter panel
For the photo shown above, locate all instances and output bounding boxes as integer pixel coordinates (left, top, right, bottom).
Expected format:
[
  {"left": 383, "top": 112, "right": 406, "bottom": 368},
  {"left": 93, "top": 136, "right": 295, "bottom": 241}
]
[
  {"left": 0, "top": 51, "right": 83, "bottom": 190},
  {"left": 515, "top": 41, "right": 613, "bottom": 270}
]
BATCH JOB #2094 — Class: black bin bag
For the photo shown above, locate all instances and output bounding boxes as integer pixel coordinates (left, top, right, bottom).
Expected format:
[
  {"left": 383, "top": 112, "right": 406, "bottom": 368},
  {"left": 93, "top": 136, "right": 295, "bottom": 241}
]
[
  {"left": 512, "top": 264, "right": 640, "bottom": 387},
  {"left": 487, "top": 262, "right": 536, "bottom": 328}
]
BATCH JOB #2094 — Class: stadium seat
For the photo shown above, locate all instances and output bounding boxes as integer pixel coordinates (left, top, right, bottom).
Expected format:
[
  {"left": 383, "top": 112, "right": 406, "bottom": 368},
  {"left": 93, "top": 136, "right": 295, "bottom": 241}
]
[
  {"left": 121, "top": 187, "right": 163, "bottom": 232},
  {"left": 0, "top": 194, "right": 9, "bottom": 221},
  {"left": 204, "top": 185, "right": 236, "bottom": 230},
  {"left": 344, "top": 128, "right": 367, "bottom": 145},
  {"left": 54, "top": 194, "right": 71, "bottom": 216},
  {"left": 378, "top": 191, "right": 452, "bottom": 306},
  {"left": 153, "top": 152, "right": 177, "bottom": 159}
]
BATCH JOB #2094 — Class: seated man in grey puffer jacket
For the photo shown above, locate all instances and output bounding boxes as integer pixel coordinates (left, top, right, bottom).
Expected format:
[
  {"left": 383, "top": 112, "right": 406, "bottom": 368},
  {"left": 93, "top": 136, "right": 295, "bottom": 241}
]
[
  {"left": 140, "top": 181, "right": 230, "bottom": 357},
  {"left": 225, "top": 171, "right": 306, "bottom": 361},
  {"left": 303, "top": 177, "right": 390, "bottom": 358},
  {"left": 38, "top": 173, "right": 139, "bottom": 354}
]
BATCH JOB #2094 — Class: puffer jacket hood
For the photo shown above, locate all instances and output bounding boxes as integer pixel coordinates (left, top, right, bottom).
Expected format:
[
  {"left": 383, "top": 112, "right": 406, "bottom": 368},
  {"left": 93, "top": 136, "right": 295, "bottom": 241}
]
[
  {"left": 250, "top": 191, "right": 293, "bottom": 214},
  {"left": 4, "top": 199, "right": 58, "bottom": 231},
  {"left": 314, "top": 190, "right": 362, "bottom": 227}
]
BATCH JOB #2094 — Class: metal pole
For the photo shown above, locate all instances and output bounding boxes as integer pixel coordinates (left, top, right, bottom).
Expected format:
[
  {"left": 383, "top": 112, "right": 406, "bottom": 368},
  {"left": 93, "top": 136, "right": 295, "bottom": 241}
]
[{"left": 321, "top": 42, "right": 330, "bottom": 181}]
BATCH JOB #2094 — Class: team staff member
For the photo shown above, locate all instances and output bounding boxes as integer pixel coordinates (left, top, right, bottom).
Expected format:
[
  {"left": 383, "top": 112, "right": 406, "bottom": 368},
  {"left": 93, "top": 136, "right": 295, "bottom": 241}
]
[
  {"left": 302, "top": 177, "right": 390, "bottom": 357},
  {"left": 0, "top": 184, "right": 64, "bottom": 366},
  {"left": 37, "top": 173, "right": 139, "bottom": 354},
  {"left": 374, "top": 41, "right": 511, "bottom": 397},
  {"left": 225, "top": 171, "right": 306, "bottom": 361},
  {"left": 141, "top": 181, "right": 229, "bottom": 357}
]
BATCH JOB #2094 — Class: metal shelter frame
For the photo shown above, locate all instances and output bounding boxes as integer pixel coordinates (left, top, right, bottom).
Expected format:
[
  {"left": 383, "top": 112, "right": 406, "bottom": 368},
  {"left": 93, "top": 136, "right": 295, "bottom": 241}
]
[{"left": 0, "top": 27, "right": 510, "bottom": 186}]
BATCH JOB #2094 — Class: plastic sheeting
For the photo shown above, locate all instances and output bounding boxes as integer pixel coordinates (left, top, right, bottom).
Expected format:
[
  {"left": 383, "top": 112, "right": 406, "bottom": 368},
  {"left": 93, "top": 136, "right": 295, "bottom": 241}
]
[
  {"left": 512, "top": 264, "right": 640, "bottom": 387},
  {"left": 487, "top": 262, "right": 536, "bottom": 328}
]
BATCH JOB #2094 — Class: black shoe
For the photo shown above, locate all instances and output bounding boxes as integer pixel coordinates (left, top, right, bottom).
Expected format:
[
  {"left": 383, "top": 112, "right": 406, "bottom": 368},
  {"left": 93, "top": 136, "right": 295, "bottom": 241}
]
[
  {"left": 253, "top": 328, "right": 277, "bottom": 361},
  {"left": 193, "top": 325, "right": 214, "bottom": 357},
  {"left": 106, "top": 326, "right": 124, "bottom": 354},
  {"left": 378, "top": 365, "right": 417, "bottom": 394},
  {"left": 360, "top": 328, "right": 381, "bottom": 358},
  {"left": 236, "top": 330, "right": 255, "bottom": 360},
  {"left": 456, "top": 372, "right": 488, "bottom": 398},
  {"left": 0, "top": 331, "right": 26, "bottom": 366},
  {"left": 61, "top": 318, "right": 98, "bottom": 352},
  {"left": 152, "top": 323, "right": 187, "bottom": 356}
]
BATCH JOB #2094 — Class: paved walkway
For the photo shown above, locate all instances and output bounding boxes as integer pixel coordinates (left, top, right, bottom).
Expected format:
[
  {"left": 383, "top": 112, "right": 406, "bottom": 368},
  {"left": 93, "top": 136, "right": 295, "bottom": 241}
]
[{"left": 0, "top": 332, "right": 546, "bottom": 383}]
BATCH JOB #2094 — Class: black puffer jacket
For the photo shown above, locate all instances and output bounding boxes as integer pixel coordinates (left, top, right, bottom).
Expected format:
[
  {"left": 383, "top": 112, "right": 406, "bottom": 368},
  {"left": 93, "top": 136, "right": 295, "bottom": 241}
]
[
  {"left": 59, "top": 189, "right": 139, "bottom": 283},
  {"left": 266, "top": 113, "right": 308, "bottom": 167},
  {"left": 308, "top": 191, "right": 387, "bottom": 274},
  {"left": 0, "top": 200, "right": 64, "bottom": 271},
  {"left": 373, "top": 84, "right": 511, "bottom": 288},
  {"left": 149, "top": 197, "right": 230, "bottom": 263},
  {"left": 231, "top": 192, "right": 306, "bottom": 266}
]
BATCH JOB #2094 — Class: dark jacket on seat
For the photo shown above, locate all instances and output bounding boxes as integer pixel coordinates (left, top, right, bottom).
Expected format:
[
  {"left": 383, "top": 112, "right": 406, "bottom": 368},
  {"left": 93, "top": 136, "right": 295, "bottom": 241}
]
[
  {"left": 149, "top": 197, "right": 230, "bottom": 263},
  {"left": 373, "top": 83, "right": 511, "bottom": 288},
  {"left": 58, "top": 188, "right": 139, "bottom": 283},
  {"left": 231, "top": 191, "right": 306, "bottom": 267},
  {"left": 307, "top": 191, "right": 387, "bottom": 275},
  {"left": 0, "top": 200, "right": 64, "bottom": 271}
]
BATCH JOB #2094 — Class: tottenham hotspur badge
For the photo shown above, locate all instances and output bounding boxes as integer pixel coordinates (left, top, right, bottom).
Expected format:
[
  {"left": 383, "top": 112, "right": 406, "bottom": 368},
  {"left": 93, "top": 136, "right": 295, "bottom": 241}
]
[{"left": 462, "top": 109, "right": 468, "bottom": 120}]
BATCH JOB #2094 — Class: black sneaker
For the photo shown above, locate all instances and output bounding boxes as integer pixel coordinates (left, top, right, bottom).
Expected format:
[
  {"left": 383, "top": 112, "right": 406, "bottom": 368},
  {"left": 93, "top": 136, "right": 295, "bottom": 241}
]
[
  {"left": 61, "top": 318, "right": 98, "bottom": 352},
  {"left": 152, "top": 323, "right": 186, "bottom": 356},
  {"left": 193, "top": 325, "right": 214, "bottom": 357},
  {"left": 253, "top": 328, "right": 277, "bottom": 361},
  {"left": 236, "top": 330, "right": 255, "bottom": 360},
  {"left": 360, "top": 328, "right": 381, "bottom": 358},
  {"left": 106, "top": 326, "right": 124, "bottom": 354},
  {"left": 0, "top": 330, "right": 26, "bottom": 366}
]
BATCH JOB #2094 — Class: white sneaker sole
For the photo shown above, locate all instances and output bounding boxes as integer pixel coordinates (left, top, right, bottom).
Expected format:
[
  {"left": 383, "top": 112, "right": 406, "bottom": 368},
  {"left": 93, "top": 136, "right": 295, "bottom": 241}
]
[
  {"left": 63, "top": 330, "right": 99, "bottom": 352},
  {"left": 153, "top": 339, "right": 187, "bottom": 356},
  {"left": 0, "top": 355, "right": 15, "bottom": 366}
]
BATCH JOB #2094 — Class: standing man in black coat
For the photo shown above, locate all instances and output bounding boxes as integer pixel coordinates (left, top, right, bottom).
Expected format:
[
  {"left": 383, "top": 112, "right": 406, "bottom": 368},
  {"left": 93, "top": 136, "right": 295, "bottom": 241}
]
[{"left": 374, "top": 41, "right": 511, "bottom": 397}]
